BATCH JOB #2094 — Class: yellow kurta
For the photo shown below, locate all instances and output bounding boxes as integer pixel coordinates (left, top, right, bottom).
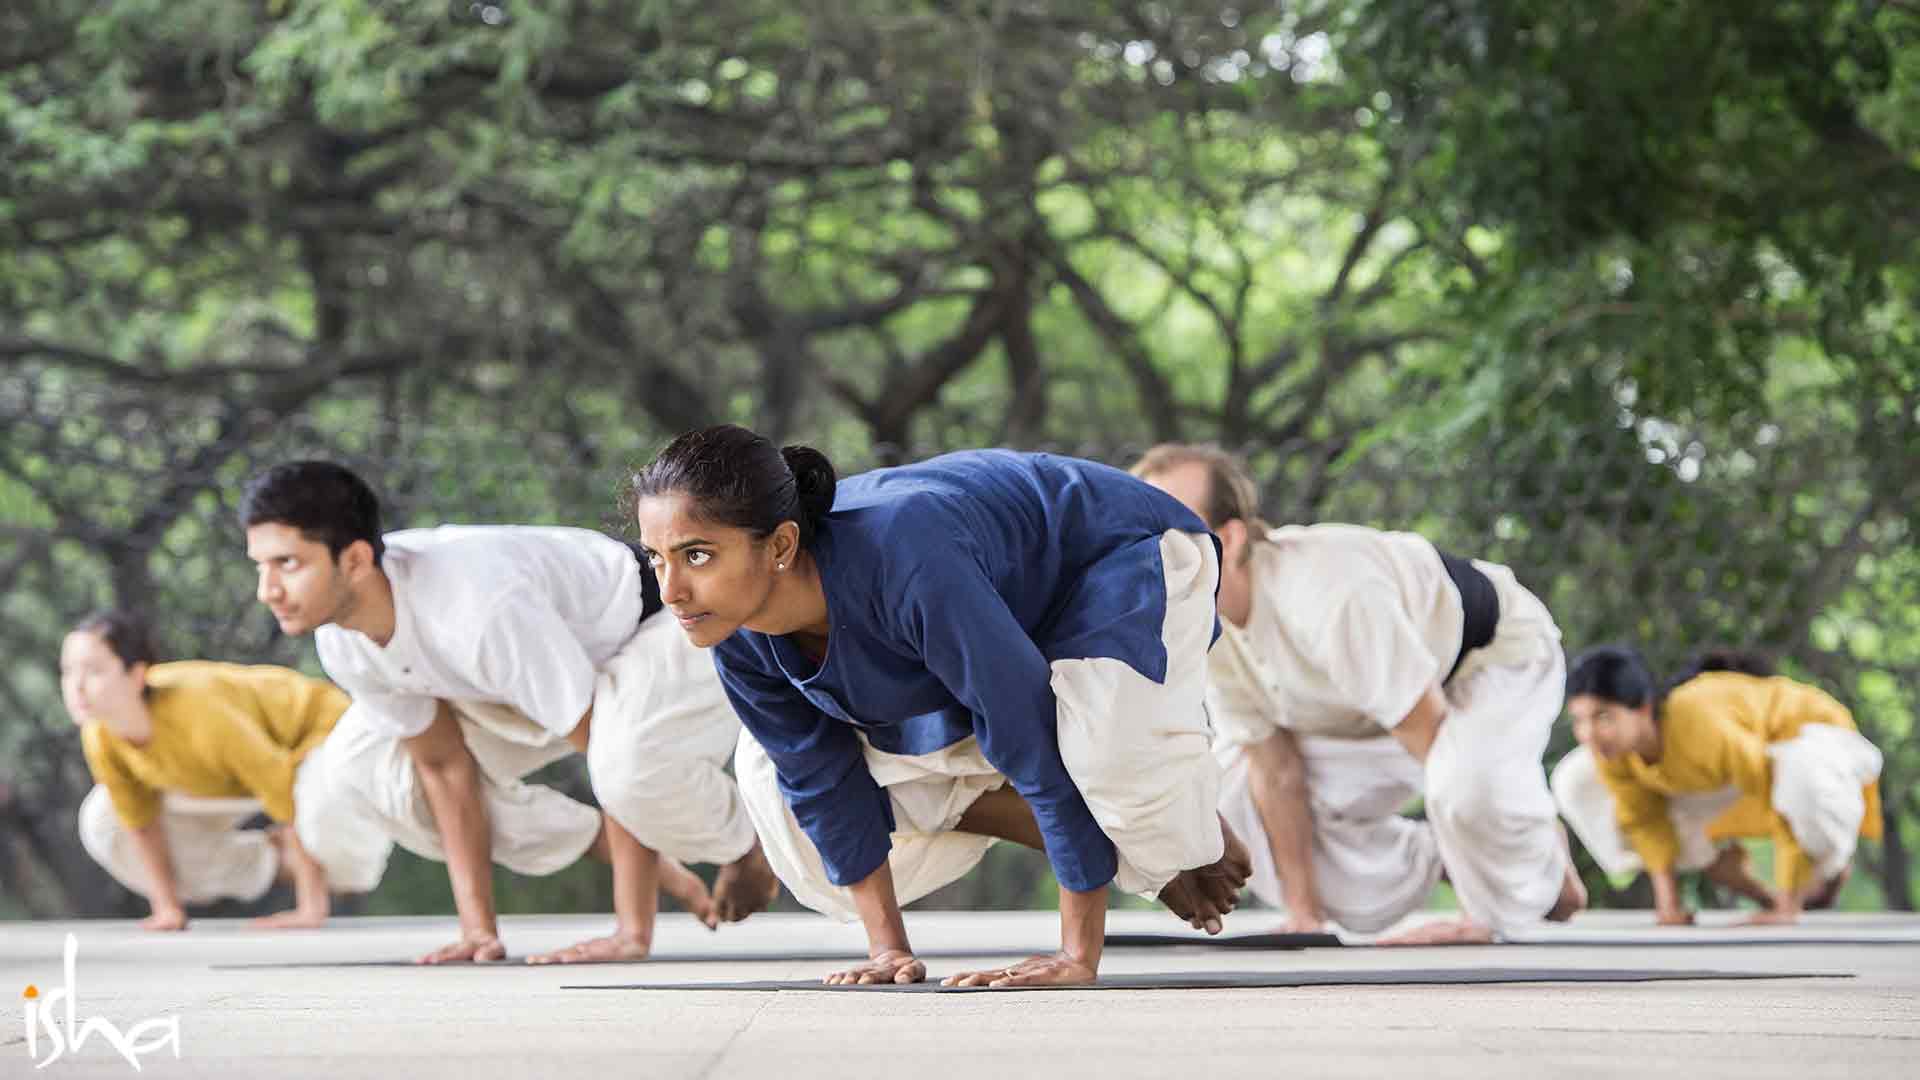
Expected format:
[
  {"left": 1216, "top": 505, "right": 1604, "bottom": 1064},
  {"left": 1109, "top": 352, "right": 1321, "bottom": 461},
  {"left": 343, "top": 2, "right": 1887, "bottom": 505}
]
[
  {"left": 1596, "top": 672, "right": 1883, "bottom": 891},
  {"left": 80, "top": 661, "right": 349, "bottom": 830}
]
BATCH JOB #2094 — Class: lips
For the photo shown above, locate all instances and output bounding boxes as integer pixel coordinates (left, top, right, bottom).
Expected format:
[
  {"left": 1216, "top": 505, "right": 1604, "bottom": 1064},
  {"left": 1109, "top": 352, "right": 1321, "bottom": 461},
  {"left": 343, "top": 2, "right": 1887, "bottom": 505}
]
[{"left": 674, "top": 611, "right": 709, "bottom": 627}]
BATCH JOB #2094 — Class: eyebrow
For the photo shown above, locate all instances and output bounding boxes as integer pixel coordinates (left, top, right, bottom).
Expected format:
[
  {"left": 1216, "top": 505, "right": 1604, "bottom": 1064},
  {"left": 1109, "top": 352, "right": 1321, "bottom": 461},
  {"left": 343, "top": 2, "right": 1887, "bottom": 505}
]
[{"left": 668, "top": 538, "right": 715, "bottom": 553}]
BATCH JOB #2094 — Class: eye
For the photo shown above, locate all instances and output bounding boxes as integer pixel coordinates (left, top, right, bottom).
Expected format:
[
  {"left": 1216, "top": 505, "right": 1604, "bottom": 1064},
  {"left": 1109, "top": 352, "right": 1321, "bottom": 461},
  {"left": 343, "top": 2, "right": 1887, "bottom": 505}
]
[
  {"left": 686, "top": 550, "right": 712, "bottom": 567},
  {"left": 644, "top": 551, "right": 664, "bottom": 568}
]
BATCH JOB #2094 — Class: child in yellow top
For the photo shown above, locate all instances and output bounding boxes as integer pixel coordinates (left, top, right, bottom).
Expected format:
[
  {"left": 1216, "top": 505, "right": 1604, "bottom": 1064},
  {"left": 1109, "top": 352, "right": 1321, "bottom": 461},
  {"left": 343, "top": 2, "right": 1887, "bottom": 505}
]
[
  {"left": 1562, "top": 646, "right": 1882, "bottom": 926},
  {"left": 62, "top": 610, "right": 371, "bottom": 930}
]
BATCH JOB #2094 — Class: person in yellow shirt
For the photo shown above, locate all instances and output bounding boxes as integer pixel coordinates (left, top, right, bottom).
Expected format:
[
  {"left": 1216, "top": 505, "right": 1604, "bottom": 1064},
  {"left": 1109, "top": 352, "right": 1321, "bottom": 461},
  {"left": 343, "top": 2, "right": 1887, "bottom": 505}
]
[
  {"left": 61, "top": 610, "right": 392, "bottom": 931},
  {"left": 1557, "top": 645, "right": 1883, "bottom": 926}
]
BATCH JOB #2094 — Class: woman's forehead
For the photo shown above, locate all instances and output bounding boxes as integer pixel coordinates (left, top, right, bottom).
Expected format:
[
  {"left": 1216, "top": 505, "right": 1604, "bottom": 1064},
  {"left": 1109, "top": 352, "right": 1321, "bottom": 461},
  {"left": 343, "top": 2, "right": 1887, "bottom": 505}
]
[{"left": 633, "top": 493, "right": 748, "bottom": 543}]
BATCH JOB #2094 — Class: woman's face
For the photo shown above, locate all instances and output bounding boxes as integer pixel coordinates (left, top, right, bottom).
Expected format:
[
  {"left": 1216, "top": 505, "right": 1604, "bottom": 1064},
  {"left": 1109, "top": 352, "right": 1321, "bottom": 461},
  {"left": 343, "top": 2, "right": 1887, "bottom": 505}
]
[
  {"left": 1567, "top": 694, "right": 1654, "bottom": 761},
  {"left": 634, "top": 493, "right": 781, "bottom": 649},
  {"left": 59, "top": 630, "right": 146, "bottom": 727}
]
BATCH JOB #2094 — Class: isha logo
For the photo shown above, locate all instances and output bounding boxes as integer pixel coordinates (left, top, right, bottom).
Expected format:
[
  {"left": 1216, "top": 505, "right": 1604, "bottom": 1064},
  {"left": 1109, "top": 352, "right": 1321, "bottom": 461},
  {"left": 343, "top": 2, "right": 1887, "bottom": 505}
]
[{"left": 20, "top": 934, "right": 181, "bottom": 1071}]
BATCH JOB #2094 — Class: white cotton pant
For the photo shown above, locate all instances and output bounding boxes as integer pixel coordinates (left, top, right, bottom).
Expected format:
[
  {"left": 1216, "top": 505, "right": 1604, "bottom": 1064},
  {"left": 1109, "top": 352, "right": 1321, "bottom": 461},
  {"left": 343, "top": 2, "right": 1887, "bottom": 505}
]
[
  {"left": 76, "top": 744, "right": 394, "bottom": 904},
  {"left": 1421, "top": 562, "right": 1572, "bottom": 937},
  {"left": 1550, "top": 745, "right": 1747, "bottom": 876},
  {"left": 331, "top": 613, "right": 755, "bottom": 875},
  {"left": 1770, "top": 724, "right": 1883, "bottom": 881},
  {"left": 735, "top": 529, "right": 1227, "bottom": 921},
  {"left": 1216, "top": 734, "right": 1441, "bottom": 933}
]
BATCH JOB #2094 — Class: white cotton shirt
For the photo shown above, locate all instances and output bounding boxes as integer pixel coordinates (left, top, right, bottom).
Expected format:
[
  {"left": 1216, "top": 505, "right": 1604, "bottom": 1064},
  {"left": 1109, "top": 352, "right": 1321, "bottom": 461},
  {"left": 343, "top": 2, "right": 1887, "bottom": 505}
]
[
  {"left": 315, "top": 525, "right": 645, "bottom": 740},
  {"left": 1208, "top": 523, "right": 1466, "bottom": 747}
]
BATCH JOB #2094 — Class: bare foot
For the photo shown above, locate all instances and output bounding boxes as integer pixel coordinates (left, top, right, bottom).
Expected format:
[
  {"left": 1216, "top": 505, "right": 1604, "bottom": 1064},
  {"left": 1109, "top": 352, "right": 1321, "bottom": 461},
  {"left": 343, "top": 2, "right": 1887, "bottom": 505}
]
[
  {"left": 1654, "top": 906, "right": 1696, "bottom": 927},
  {"left": 1374, "top": 918, "right": 1496, "bottom": 946},
  {"left": 1158, "top": 815, "right": 1252, "bottom": 933},
  {"left": 252, "top": 906, "right": 328, "bottom": 929},
  {"left": 1741, "top": 908, "right": 1802, "bottom": 927},
  {"left": 140, "top": 906, "right": 189, "bottom": 932},
  {"left": 942, "top": 951, "right": 1096, "bottom": 988},
  {"left": 1704, "top": 844, "right": 1775, "bottom": 907},
  {"left": 415, "top": 933, "right": 507, "bottom": 965},
  {"left": 1545, "top": 821, "right": 1587, "bottom": 922},
  {"left": 659, "top": 859, "right": 719, "bottom": 929},
  {"left": 711, "top": 841, "right": 780, "bottom": 923},
  {"left": 824, "top": 948, "right": 925, "bottom": 986},
  {"left": 1805, "top": 865, "right": 1850, "bottom": 911},
  {"left": 525, "top": 932, "right": 650, "bottom": 965}
]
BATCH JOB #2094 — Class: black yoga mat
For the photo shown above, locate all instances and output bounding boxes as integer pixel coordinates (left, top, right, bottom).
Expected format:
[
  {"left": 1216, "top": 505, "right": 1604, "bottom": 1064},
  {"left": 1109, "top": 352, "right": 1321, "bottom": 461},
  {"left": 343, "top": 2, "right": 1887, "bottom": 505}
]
[
  {"left": 565, "top": 967, "right": 1839, "bottom": 993},
  {"left": 1105, "top": 931, "right": 1339, "bottom": 949}
]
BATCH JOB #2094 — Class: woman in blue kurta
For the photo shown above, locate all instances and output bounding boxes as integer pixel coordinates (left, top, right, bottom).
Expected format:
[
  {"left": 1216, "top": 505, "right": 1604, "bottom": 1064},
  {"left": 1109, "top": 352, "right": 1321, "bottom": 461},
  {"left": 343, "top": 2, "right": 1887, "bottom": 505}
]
[{"left": 631, "top": 425, "right": 1250, "bottom": 987}]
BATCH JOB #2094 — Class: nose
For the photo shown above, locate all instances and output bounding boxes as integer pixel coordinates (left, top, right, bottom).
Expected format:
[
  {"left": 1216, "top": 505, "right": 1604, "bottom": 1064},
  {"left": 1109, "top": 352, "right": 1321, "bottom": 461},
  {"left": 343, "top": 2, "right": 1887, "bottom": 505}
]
[
  {"left": 258, "top": 570, "right": 282, "bottom": 606},
  {"left": 656, "top": 563, "right": 690, "bottom": 606}
]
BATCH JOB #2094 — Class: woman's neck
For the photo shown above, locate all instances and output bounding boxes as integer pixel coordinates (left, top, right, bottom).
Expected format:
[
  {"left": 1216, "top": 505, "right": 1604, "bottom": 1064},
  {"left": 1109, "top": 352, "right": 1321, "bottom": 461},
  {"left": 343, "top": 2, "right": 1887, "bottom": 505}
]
[
  {"left": 103, "top": 695, "right": 156, "bottom": 747},
  {"left": 1637, "top": 704, "right": 1665, "bottom": 763}
]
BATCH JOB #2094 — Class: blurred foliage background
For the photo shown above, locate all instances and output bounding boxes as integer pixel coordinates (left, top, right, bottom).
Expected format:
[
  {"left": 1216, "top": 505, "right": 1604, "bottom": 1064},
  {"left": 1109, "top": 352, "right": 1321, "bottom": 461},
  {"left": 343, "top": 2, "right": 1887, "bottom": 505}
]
[{"left": 4, "top": 0, "right": 1916, "bottom": 920}]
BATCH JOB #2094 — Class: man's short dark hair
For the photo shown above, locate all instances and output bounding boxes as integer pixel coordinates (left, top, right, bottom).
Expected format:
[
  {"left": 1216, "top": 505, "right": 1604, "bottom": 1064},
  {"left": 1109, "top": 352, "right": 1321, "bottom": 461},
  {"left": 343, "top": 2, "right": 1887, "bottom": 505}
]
[{"left": 239, "top": 460, "right": 386, "bottom": 563}]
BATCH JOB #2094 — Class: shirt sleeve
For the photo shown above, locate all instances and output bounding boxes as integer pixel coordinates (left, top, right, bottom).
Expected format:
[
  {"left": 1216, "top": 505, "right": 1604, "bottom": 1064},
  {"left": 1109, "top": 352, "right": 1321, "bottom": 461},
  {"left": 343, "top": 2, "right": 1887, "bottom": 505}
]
[
  {"left": 1597, "top": 757, "right": 1681, "bottom": 874},
  {"left": 471, "top": 585, "right": 600, "bottom": 737},
  {"left": 1314, "top": 583, "right": 1440, "bottom": 730},
  {"left": 80, "top": 725, "right": 162, "bottom": 830},
  {"left": 1686, "top": 705, "right": 1807, "bottom": 890},
  {"left": 1206, "top": 652, "right": 1279, "bottom": 749},
  {"left": 897, "top": 551, "right": 1118, "bottom": 893},
  {"left": 712, "top": 644, "right": 895, "bottom": 887}
]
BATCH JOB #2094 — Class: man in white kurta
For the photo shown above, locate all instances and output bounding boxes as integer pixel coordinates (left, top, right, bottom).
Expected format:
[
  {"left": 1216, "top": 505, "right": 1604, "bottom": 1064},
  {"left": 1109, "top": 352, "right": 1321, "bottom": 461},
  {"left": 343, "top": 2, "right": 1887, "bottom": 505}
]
[
  {"left": 244, "top": 460, "right": 776, "bottom": 964},
  {"left": 1136, "top": 446, "right": 1586, "bottom": 941}
]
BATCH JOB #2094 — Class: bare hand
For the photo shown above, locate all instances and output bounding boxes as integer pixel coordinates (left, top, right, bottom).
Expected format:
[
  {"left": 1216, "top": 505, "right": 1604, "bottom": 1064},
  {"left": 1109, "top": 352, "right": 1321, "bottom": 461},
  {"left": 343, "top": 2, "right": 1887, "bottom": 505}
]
[
  {"left": 824, "top": 948, "right": 925, "bottom": 986},
  {"left": 140, "top": 906, "right": 189, "bottom": 932},
  {"left": 526, "top": 932, "right": 650, "bottom": 965},
  {"left": 1654, "top": 906, "right": 1695, "bottom": 927},
  {"left": 1374, "top": 918, "right": 1495, "bottom": 946},
  {"left": 415, "top": 932, "right": 507, "bottom": 965},
  {"left": 1741, "top": 906, "right": 1802, "bottom": 927},
  {"left": 252, "top": 906, "right": 328, "bottom": 930},
  {"left": 942, "top": 951, "right": 1097, "bottom": 989}
]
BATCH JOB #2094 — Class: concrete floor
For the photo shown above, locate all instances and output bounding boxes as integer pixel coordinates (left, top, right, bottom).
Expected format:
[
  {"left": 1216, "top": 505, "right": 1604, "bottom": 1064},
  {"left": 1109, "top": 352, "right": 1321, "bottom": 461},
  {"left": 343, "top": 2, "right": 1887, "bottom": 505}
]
[{"left": 4, "top": 910, "right": 1917, "bottom": 1079}]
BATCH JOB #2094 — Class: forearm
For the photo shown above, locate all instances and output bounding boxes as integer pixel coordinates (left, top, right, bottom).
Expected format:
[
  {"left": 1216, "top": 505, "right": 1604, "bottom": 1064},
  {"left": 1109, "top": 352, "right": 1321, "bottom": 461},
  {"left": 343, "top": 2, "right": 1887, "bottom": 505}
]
[
  {"left": 1245, "top": 736, "right": 1324, "bottom": 921},
  {"left": 129, "top": 821, "right": 184, "bottom": 911},
  {"left": 416, "top": 760, "right": 498, "bottom": 936},
  {"left": 603, "top": 814, "right": 661, "bottom": 943},
  {"left": 1058, "top": 882, "right": 1107, "bottom": 971},
  {"left": 1649, "top": 868, "right": 1684, "bottom": 914},
  {"left": 846, "top": 861, "right": 914, "bottom": 958}
]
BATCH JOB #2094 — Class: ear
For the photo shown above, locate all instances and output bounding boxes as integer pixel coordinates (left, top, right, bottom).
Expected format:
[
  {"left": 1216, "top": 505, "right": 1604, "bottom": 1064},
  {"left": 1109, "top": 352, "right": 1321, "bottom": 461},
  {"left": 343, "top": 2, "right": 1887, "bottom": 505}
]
[
  {"left": 338, "top": 538, "right": 377, "bottom": 580},
  {"left": 1216, "top": 518, "right": 1251, "bottom": 567},
  {"left": 767, "top": 521, "right": 801, "bottom": 570},
  {"left": 128, "top": 660, "right": 150, "bottom": 687}
]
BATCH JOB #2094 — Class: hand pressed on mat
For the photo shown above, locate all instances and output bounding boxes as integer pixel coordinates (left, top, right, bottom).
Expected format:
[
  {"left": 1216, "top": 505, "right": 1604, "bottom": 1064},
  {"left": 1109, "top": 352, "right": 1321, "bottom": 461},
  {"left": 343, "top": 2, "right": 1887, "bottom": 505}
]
[
  {"left": 943, "top": 881, "right": 1105, "bottom": 988},
  {"left": 417, "top": 931, "right": 507, "bottom": 965},
  {"left": 941, "top": 951, "right": 1098, "bottom": 989},
  {"left": 825, "top": 948, "right": 927, "bottom": 986},
  {"left": 1373, "top": 917, "right": 1496, "bottom": 946}
]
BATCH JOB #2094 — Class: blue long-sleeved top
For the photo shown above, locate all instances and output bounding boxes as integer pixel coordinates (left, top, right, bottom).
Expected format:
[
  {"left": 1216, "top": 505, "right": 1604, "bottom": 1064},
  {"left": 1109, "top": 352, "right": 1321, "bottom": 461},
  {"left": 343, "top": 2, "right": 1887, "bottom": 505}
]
[{"left": 711, "top": 449, "right": 1214, "bottom": 893}]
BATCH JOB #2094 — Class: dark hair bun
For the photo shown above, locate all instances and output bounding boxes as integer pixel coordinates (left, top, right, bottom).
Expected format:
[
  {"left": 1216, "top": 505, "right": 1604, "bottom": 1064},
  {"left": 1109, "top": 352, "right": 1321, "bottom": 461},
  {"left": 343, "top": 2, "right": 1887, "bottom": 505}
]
[{"left": 781, "top": 444, "right": 838, "bottom": 530}]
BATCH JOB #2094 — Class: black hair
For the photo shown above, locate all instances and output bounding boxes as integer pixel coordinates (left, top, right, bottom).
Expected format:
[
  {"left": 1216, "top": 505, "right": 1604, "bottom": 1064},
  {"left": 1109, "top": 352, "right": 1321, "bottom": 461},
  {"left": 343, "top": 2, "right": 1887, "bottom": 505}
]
[
  {"left": 629, "top": 425, "right": 838, "bottom": 549},
  {"left": 71, "top": 610, "right": 161, "bottom": 669},
  {"left": 1568, "top": 643, "right": 1776, "bottom": 709},
  {"left": 239, "top": 460, "right": 385, "bottom": 564}
]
